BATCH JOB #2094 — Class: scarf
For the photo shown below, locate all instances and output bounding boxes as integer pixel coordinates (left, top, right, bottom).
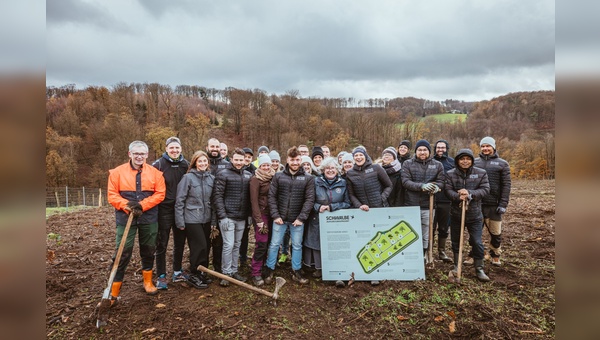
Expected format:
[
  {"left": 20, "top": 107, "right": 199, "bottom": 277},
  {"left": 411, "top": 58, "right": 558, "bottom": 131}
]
[
  {"left": 255, "top": 167, "right": 275, "bottom": 182},
  {"left": 382, "top": 159, "right": 402, "bottom": 175}
]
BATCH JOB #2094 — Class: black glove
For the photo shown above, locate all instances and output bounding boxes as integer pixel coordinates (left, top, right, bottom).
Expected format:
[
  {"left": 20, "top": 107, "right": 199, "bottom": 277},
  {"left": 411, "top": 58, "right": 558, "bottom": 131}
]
[
  {"left": 126, "top": 200, "right": 143, "bottom": 217},
  {"left": 496, "top": 207, "right": 506, "bottom": 214}
]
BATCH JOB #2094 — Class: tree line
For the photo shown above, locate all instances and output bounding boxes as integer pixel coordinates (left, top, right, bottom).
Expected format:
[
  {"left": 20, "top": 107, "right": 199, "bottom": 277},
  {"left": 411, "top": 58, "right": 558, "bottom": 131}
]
[{"left": 46, "top": 82, "right": 554, "bottom": 188}]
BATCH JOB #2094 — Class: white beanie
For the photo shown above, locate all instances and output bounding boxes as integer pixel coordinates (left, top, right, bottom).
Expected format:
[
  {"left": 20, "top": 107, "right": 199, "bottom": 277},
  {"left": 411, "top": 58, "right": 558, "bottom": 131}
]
[
  {"left": 258, "top": 154, "right": 271, "bottom": 166},
  {"left": 480, "top": 136, "right": 496, "bottom": 150},
  {"left": 341, "top": 153, "right": 354, "bottom": 163},
  {"left": 268, "top": 150, "right": 281, "bottom": 162}
]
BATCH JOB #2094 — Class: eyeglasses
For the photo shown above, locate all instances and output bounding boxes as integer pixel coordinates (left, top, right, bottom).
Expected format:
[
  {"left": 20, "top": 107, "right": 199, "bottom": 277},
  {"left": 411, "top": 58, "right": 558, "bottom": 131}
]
[{"left": 131, "top": 152, "right": 148, "bottom": 157}]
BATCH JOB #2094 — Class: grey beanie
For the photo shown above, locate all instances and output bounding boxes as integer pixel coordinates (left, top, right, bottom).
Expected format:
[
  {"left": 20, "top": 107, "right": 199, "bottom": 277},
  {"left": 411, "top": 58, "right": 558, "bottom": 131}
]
[
  {"left": 258, "top": 145, "right": 270, "bottom": 154},
  {"left": 165, "top": 136, "right": 181, "bottom": 146},
  {"left": 382, "top": 146, "right": 398, "bottom": 160},
  {"left": 268, "top": 150, "right": 281, "bottom": 162},
  {"left": 480, "top": 136, "right": 496, "bottom": 150},
  {"left": 258, "top": 154, "right": 271, "bottom": 166},
  {"left": 341, "top": 153, "right": 354, "bottom": 163}
]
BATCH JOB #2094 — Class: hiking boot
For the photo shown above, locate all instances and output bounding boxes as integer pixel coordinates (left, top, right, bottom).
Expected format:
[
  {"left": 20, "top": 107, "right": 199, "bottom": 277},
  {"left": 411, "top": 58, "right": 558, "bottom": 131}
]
[
  {"left": 252, "top": 276, "right": 265, "bottom": 287},
  {"left": 335, "top": 280, "right": 345, "bottom": 288},
  {"left": 278, "top": 253, "right": 288, "bottom": 264},
  {"left": 172, "top": 271, "right": 190, "bottom": 283},
  {"left": 263, "top": 267, "right": 274, "bottom": 285},
  {"left": 220, "top": 275, "right": 230, "bottom": 287},
  {"left": 187, "top": 273, "right": 209, "bottom": 289},
  {"left": 142, "top": 270, "right": 158, "bottom": 295},
  {"left": 291, "top": 270, "right": 308, "bottom": 284},
  {"left": 199, "top": 272, "right": 213, "bottom": 284},
  {"left": 452, "top": 253, "right": 459, "bottom": 274},
  {"left": 437, "top": 237, "right": 452, "bottom": 263},
  {"left": 370, "top": 280, "right": 380, "bottom": 286},
  {"left": 491, "top": 257, "right": 501, "bottom": 266},
  {"left": 474, "top": 259, "right": 490, "bottom": 282},
  {"left": 312, "top": 269, "right": 322, "bottom": 278},
  {"left": 463, "top": 257, "right": 474, "bottom": 265},
  {"left": 156, "top": 274, "right": 168, "bottom": 290},
  {"left": 232, "top": 272, "right": 247, "bottom": 282}
]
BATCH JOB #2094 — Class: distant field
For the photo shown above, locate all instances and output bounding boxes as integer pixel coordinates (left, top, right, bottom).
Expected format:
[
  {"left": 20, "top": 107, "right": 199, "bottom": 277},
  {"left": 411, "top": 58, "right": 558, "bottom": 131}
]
[{"left": 426, "top": 113, "right": 466, "bottom": 122}]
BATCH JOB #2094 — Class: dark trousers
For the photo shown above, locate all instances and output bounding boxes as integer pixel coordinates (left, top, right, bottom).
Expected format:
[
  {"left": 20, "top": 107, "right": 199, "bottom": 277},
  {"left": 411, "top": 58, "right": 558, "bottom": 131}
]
[
  {"left": 450, "top": 217, "right": 484, "bottom": 259},
  {"left": 185, "top": 222, "right": 210, "bottom": 274},
  {"left": 113, "top": 223, "right": 157, "bottom": 282},
  {"left": 155, "top": 213, "right": 175, "bottom": 276},
  {"left": 172, "top": 225, "right": 187, "bottom": 272},
  {"left": 203, "top": 224, "right": 223, "bottom": 273},
  {"left": 433, "top": 202, "right": 451, "bottom": 239},
  {"left": 239, "top": 218, "right": 251, "bottom": 263}
]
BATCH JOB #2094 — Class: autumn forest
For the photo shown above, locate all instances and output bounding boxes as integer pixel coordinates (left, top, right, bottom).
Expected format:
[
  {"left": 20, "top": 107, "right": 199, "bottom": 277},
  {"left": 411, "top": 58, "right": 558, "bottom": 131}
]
[{"left": 46, "top": 83, "right": 554, "bottom": 188}]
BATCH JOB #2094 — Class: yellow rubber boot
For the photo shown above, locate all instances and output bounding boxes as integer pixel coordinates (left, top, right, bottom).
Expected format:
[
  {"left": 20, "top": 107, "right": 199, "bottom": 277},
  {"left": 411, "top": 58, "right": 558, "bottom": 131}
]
[{"left": 142, "top": 270, "right": 158, "bottom": 295}]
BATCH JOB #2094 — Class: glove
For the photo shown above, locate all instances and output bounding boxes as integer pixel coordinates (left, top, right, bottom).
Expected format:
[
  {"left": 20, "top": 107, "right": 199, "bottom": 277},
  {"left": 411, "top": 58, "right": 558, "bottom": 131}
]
[
  {"left": 430, "top": 184, "right": 441, "bottom": 194},
  {"left": 210, "top": 226, "right": 219, "bottom": 240},
  {"left": 258, "top": 223, "right": 268, "bottom": 234},
  {"left": 496, "top": 207, "right": 506, "bottom": 214},
  {"left": 421, "top": 183, "right": 435, "bottom": 192},
  {"left": 126, "top": 201, "right": 143, "bottom": 217}
]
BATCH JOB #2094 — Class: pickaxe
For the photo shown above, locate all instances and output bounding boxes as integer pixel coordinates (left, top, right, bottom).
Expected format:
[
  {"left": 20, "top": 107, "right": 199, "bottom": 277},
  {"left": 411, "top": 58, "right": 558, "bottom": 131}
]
[{"left": 198, "top": 265, "right": 286, "bottom": 305}]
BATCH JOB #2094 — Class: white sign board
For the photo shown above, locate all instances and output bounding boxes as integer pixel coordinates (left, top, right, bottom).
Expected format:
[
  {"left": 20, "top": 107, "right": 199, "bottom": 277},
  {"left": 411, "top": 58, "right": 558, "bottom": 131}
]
[{"left": 319, "top": 207, "right": 425, "bottom": 281}]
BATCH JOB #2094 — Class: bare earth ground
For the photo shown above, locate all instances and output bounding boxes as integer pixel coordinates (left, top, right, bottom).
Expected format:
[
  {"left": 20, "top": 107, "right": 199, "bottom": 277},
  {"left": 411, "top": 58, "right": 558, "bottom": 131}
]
[{"left": 46, "top": 180, "right": 555, "bottom": 339}]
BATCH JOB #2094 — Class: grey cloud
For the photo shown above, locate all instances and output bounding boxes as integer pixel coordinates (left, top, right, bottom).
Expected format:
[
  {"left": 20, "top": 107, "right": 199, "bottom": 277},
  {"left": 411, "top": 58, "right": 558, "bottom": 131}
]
[{"left": 47, "top": 0, "right": 130, "bottom": 32}]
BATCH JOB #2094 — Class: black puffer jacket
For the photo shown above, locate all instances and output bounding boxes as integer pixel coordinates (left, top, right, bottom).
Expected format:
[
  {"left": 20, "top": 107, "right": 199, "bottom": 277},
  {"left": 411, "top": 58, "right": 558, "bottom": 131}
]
[
  {"left": 152, "top": 153, "right": 190, "bottom": 210},
  {"left": 444, "top": 149, "right": 490, "bottom": 222},
  {"left": 268, "top": 165, "right": 315, "bottom": 223},
  {"left": 346, "top": 159, "right": 393, "bottom": 208},
  {"left": 401, "top": 155, "right": 445, "bottom": 209},
  {"left": 174, "top": 169, "right": 216, "bottom": 227},
  {"left": 433, "top": 140, "right": 455, "bottom": 204},
  {"left": 381, "top": 161, "right": 403, "bottom": 207},
  {"left": 474, "top": 151, "right": 511, "bottom": 209},
  {"left": 209, "top": 154, "right": 229, "bottom": 176},
  {"left": 214, "top": 163, "right": 252, "bottom": 220}
]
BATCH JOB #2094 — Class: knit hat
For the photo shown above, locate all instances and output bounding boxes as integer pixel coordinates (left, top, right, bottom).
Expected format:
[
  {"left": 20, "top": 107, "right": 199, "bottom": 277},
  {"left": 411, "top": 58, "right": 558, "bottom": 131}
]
[
  {"left": 268, "top": 150, "right": 280, "bottom": 162},
  {"left": 166, "top": 136, "right": 181, "bottom": 146},
  {"left": 311, "top": 146, "right": 324, "bottom": 159},
  {"left": 352, "top": 146, "right": 367, "bottom": 157},
  {"left": 414, "top": 139, "right": 431, "bottom": 153},
  {"left": 480, "top": 136, "right": 496, "bottom": 150},
  {"left": 341, "top": 153, "right": 354, "bottom": 163},
  {"left": 382, "top": 147, "right": 398, "bottom": 160},
  {"left": 258, "top": 145, "right": 270, "bottom": 154},
  {"left": 454, "top": 148, "right": 475, "bottom": 168},
  {"left": 398, "top": 140, "right": 411, "bottom": 149},
  {"left": 337, "top": 151, "right": 347, "bottom": 159},
  {"left": 242, "top": 147, "right": 253, "bottom": 156},
  {"left": 258, "top": 154, "right": 271, "bottom": 166}
]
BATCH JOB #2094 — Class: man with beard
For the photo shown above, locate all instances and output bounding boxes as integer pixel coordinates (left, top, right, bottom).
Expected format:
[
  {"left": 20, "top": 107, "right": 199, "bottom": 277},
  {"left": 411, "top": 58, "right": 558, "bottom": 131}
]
[
  {"left": 264, "top": 146, "right": 315, "bottom": 285},
  {"left": 205, "top": 138, "right": 229, "bottom": 273},
  {"left": 432, "top": 139, "right": 454, "bottom": 263}
]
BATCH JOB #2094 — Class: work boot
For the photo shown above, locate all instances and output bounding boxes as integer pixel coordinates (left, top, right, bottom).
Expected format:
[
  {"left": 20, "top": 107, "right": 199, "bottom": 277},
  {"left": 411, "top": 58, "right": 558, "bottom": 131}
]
[
  {"left": 199, "top": 272, "right": 213, "bottom": 284},
  {"left": 187, "top": 273, "right": 209, "bottom": 289},
  {"left": 252, "top": 276, "right": 265, "bottom": 287},
  {"left": 437, "top": 237, "right": 452, "bottom": 263},
  {"left": 142, "top": 270, "right": 159, "bottom": 295},
  {"left": 452, "top": 253, "right": 459, "bottom": 274},
  {"left": 263, "top": 267, "right": 274, "bottom": 285},
  {"left": 474, "top": 259, "right": 490, "bottom": 282},
  {"left": 232, "top": 272, "right": 247, "bottom": 282},
  {"left": 312, "top": 269, "right": 322, "bottom": 278},
  {"left": 291, "top": 270, "right": 308, "bottom": 284}
]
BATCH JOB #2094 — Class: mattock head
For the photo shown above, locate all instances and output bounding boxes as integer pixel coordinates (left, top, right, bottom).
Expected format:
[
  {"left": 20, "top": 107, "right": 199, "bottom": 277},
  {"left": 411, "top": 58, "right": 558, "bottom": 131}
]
[{"left": 272, "top": 277, "right": 286, "bottom": 304}]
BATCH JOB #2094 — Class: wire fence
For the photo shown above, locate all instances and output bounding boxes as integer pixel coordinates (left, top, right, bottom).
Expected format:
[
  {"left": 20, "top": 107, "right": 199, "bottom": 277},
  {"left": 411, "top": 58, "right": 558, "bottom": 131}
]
[{"left": 46, "top": 187, "right": 109, "bottom": 208}]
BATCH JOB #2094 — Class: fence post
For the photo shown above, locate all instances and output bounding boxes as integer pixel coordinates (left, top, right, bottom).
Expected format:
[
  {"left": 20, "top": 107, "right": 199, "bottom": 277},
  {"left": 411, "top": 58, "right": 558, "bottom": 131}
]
[
  {"left": 83, "top": 187, "right": 86, "bottom": 206},
  {"left": 99, "top": 188, "right": 102, "bottom": 207},
  {"left": 55, "top": 191, "right": 60, "bottom": 207},
  {"left": 66, "top": 186, "right": 69, "bottom": 211}
]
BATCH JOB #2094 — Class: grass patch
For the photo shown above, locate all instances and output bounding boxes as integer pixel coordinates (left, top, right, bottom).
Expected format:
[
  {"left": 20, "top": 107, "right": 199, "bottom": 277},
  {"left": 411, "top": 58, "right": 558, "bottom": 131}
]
[{"left": 46, "top": 205, "right": 94, "bottom": 218}]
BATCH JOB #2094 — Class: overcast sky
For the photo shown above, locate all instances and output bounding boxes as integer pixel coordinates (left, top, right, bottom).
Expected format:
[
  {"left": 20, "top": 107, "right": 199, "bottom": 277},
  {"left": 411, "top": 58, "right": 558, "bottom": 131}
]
[{"left": 46, "top": 0, "right": 555, "bottom": 102}]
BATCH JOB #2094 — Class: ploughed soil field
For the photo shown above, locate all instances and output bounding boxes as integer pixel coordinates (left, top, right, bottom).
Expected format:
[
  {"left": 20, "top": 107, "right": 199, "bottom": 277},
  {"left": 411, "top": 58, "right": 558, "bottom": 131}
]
[{"left": 46, "top": 179, "right": 555, "bottom": 339}]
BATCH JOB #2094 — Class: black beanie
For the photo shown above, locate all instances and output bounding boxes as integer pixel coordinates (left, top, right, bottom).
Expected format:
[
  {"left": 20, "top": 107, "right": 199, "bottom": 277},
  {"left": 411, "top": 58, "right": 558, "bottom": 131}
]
[
  {"left": 312, "top": 146, "right": 324, "bottom": 159},
  {"left": 399, "top": 140, "right": 411, "bottom": 149},
  {"left": 415, "top": 139, "right": 431, "bottom": 153}
]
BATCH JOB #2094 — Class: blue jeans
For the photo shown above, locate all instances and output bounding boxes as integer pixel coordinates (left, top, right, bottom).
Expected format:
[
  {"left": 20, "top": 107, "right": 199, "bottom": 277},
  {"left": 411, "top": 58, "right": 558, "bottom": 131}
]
[
  {"left": 219, "top": 218, "right": 246, "bottom": 275},
  {"left": 266, "top": 222, "right": 304, "bottom": 271}
]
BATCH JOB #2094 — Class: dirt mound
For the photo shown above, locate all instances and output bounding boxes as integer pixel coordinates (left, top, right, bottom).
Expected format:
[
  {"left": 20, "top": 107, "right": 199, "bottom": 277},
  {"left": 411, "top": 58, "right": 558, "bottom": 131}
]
[{"left": 46, "top": 180, "right": 555, "bottom": 339}]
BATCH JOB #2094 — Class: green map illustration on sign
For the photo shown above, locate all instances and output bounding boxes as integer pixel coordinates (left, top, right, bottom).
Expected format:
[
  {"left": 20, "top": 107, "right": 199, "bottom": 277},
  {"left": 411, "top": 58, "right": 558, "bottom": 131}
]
[{"left": 356, "top": 220, "right": 419, "bottom": 274}]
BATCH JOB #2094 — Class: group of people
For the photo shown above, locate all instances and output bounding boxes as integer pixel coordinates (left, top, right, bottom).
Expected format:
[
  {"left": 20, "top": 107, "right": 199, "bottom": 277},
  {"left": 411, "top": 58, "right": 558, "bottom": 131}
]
[{"left": 104, "top": 135, "right": 511, "bottom": 303}]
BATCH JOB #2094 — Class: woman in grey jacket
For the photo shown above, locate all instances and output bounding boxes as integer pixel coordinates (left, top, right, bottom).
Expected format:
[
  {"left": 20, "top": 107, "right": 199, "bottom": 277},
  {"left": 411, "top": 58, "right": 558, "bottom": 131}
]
[
  {"left": 175, "top": 151, "right": 217, "bottom": 289},
  {"left": 304, "top": 157, "right": 351, "bottom": 279}
]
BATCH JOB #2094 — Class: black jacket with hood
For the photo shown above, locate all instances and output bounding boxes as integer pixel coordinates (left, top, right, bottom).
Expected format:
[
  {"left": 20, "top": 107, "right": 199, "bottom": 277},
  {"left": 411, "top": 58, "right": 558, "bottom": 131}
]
[
  {"left": 444, "top": 149, "right": 490, "bottom": 222},
  {"left": 474, "top": 151, "right": 511, "bottom": 209}
]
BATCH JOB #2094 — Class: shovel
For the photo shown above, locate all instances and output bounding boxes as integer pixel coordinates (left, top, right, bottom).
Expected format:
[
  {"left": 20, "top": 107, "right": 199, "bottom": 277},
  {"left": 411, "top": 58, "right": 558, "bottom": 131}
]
[
  {"left": 449, "top": 200, "right": 467, "bottom": 284},
  {"left": 96, "top": 213, "right": 134, "bottom": 328},
  {"left": 426, "top": 193, "right": 435, "bottom": 268}
]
